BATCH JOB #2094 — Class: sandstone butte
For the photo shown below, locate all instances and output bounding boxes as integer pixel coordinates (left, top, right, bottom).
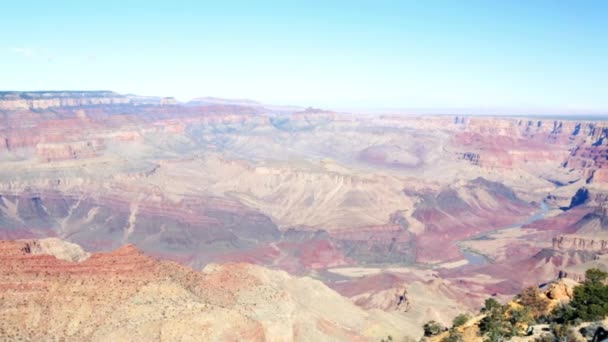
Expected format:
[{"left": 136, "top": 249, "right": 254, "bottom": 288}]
[{"left": 0, "top": 238, "right": 416, "bottom": 342}]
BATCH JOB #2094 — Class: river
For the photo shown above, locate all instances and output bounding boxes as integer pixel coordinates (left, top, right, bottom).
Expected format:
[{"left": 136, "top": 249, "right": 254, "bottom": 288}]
[{"left": 459, "top": 201, "right": 550, "bottom": 266}]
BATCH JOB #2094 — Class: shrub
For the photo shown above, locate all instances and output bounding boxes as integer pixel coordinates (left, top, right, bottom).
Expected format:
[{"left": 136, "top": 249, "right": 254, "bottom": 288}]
[
  {"left": 482, "top": 298, "right": 501, "bottom": 313},
  {"left": 585, "top": 268, "right": 608, "bottom": 284},
  {"left": 479, "top": 311, "right": 513, "bottom": 341},
  {"left": 550, "top": 323, "right": 570, "bottom": 339},
  {"left": 452, "top": 314, "right": 471, "bottom": 328},
  {"left": 508, "top": 306, "right": 533, "bottom": 327},
  {"left": 423, "top": 321, "right": 446, "bottom": 336},
  {"left": 478, "top": 298, "right": 524, "bottom": 341}
]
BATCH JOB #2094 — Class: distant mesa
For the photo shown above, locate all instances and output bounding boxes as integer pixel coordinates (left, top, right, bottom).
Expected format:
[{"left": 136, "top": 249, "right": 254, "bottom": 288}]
[
  {"left": 0, "top": 90, "right": 130, "bottom": 110},
  {"left": 187, "top": 96, "right": 263, "bottom": 107},
  {"left": 0, "top": 91, "right": 179, "bottom": 110},
  {"left": 0, "top": 91, "right": 304, "bottom": 113},
  {"left": 126, "top": 94, "right": 177, "bottom": 106},
  {"left": 0, "top": 90, "right": 121, "bottom": 99},
  {"left": 160, "top": 97, "right": 177, "bottom": 106},
  {"left": 187, "top": 96, "right": 304, "bottom": 113}
]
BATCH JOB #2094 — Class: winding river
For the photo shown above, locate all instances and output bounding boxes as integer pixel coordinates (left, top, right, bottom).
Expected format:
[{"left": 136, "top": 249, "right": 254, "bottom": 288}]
[{"left": 459, "top": 201, "right": 550, "bottom": 266}]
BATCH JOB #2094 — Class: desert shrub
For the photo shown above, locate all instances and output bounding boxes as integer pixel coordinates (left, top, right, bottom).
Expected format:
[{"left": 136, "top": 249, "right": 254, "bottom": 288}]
[
  {"left": 479, "top": 307, "right": 514, "bottom": 341},
  {"left": 550, "top": 323, "right": 570, "bottom": 339},
  {"left": 508, "top": 306, "right": 534, "bottom": 329},
  {"left": 452, "top": 313, "right": 471, "bottom": 328},
  {"left": 478, "top": 297, "right": 528, "bottom": 341},
  {"left": 423, "top": 321, "right": 446, "bottom": 336},
  {"left": 550, "top": 303, "right": 576, "bottom": 324}
]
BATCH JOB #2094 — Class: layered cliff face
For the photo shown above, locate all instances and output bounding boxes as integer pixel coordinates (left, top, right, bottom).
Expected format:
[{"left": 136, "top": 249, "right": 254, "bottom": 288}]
[
  {"left": 0, "top": 91, "right": 130, "bottom": 110},
  {"left": 0, "top": 239, "right": 413, "bottom": 341},
  {"left": 446, "top": 117, "right": 608, "bottom": 182},
  {"left": 488, "top": 204, "right": 608, "bottom": 284},
  {"left": 548, "top": 215, "right": 608, "bottom": 282},
  {"left": 566, "top": 144, "right": 608, "bottom": 183},
  {"left": 553, "top": 235, "right": 608, "bottom": 252}
]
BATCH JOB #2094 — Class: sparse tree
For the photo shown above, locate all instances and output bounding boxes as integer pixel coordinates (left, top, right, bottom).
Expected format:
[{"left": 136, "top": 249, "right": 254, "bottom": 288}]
[
  {"left": 482, "top": 298, "right": 501, "bottom": 313},
  {"left": 567, "top": 268, "right": 608, "bottom": 321},
  {"left": 423, "top": 321, "right": 446, "bottom": 336}
]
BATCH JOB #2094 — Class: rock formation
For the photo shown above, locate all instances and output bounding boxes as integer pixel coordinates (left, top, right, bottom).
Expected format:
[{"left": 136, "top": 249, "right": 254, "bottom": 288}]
[
  {"left": 1, "top": 90, "right": 608, "bottom": 339},
  {"left": 0, "top": 239, "right": 414, "bottom": 341}
]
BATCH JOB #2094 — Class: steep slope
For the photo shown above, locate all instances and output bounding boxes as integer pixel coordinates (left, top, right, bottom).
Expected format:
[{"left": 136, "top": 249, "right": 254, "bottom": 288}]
[{"left": 0, "top": 239, "right": 416, "bottom": 341}]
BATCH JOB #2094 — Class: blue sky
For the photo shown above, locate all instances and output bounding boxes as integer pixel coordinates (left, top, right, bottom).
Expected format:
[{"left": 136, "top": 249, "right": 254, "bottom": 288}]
[{"left": 1, "top": 1, "right": 607, "bottom": 113}]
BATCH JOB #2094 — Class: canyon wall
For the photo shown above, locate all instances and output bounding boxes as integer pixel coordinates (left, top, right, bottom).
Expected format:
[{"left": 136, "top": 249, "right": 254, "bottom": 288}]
[{"left": 0, "top": 91, "right": 130, "bottom": 110}]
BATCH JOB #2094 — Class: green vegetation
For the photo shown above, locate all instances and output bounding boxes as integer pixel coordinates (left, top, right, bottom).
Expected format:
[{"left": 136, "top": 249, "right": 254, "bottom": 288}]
[
  {"left": 478, "top": 299, "right": 518, "bottom": 341},
  {"left": 481, "top": 298, "right": 501, "bottom": 312},
  {"left": 452, "top": 313, "right": 471, "bottom": 328},
  {"left": 423, "top": 320, "right": 446, "bottom": 336},
  {"left": 424, "top": 269, "right": 608, "bottom": 342},
  {"left": 565, "top": 268, "right": 608, "bottom": 322}
]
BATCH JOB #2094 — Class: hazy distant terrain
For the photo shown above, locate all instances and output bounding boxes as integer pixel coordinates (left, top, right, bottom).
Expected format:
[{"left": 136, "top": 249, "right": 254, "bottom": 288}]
[{"left": 1, "top": 92, "right": 607, "bottom": 340}]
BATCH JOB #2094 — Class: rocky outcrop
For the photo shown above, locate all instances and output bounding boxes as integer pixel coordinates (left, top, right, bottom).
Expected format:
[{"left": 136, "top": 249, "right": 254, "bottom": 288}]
[
  {"left": 23, "top": 237, "right": 90, "bottom": 262},
  {"left": 544, "top": 278, "right": 576, "bottom": 304},
  {"left": 553, "top": 235, "right": 608, "bottom": 252},
  {"left": 565, "top": 144, "right": 608, "bottom": 183},
  {"left": 459, "top": 152, "right": 481, "bottom": 165},
  {"left": 0, "top": 239, "right": 412, "bottom": 341},
  {"left": 426, "top": 278, "right": 579, "bottom": 342},
  {"left": 352, "top": 286, "right": 411, "bottom": 312},
  {"left": 36, "top": 140, "right": 105, "bottom": 162}
]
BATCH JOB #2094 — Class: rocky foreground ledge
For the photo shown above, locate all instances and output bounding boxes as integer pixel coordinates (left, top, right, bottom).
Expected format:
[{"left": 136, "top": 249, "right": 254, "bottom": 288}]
[{"left": 0, "top": 238, "right": 415, "bottom": 341}]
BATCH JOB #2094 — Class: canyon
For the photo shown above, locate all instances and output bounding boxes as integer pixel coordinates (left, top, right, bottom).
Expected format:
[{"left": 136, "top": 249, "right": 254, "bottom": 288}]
[{"left": 0, "top": 91, "right": 607, "bottom": 341}]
